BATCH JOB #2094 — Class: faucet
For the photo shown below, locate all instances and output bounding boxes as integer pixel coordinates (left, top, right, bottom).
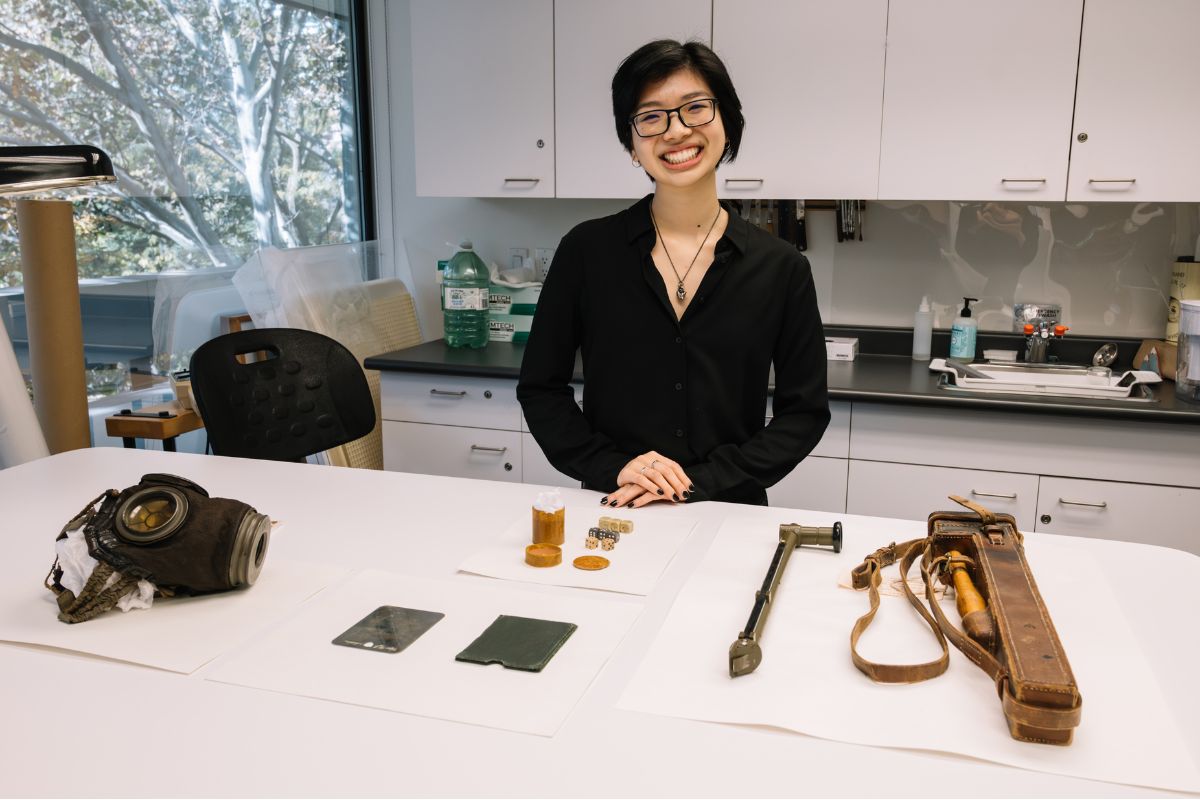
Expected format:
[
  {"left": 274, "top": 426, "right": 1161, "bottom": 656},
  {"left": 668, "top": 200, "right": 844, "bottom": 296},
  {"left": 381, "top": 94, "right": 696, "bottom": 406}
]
[{"left": 1024, "top": 321, "right": 1068, "bottom": 363}]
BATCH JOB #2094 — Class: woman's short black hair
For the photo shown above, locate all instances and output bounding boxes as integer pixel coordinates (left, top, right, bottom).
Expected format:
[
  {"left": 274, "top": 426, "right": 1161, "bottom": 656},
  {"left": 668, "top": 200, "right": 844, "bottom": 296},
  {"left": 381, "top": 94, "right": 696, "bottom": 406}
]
[{"left": 611, "top": 39, "right": 745, "bottom": 163}]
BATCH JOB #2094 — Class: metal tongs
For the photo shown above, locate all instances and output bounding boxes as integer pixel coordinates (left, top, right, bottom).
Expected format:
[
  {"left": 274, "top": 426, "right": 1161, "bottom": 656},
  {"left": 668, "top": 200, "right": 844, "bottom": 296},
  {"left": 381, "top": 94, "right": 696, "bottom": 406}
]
[{"left": 729, "top": 522, "right": 843, "bottom": 677}]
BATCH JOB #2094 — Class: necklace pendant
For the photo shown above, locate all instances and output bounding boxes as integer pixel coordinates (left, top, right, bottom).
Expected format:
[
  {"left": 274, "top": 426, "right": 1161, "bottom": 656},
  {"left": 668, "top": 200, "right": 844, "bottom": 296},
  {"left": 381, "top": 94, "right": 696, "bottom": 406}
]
[{"left": 676, "top": 283, "right": 687, "bottom": 301}]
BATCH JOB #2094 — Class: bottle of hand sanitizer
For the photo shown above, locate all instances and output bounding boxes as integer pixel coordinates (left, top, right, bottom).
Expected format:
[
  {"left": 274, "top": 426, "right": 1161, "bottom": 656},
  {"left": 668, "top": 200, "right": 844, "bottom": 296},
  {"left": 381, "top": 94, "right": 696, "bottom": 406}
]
[
  {"left": 912, "top": 296, "right": 933, "bottom": 361},
  {"left": 949, "top": 297, "right": 978, "bottom": 360}
]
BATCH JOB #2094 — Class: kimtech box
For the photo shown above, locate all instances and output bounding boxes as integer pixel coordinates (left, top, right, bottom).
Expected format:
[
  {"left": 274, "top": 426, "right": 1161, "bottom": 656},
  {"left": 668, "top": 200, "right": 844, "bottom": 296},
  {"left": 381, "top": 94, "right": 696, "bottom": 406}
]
[
  {"left": 487, "top": 283, "right": 541, "bottom": 315},
  {"left": 488, "top": 313, "right": 534, "bottom": 343}
]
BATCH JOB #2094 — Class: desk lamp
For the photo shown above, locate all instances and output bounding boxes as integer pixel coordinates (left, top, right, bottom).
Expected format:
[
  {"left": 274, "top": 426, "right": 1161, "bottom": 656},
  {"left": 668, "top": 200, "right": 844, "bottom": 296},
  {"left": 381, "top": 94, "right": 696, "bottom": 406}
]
[{"left": 0, "top": 145, "right": 116, "bottom": 467}]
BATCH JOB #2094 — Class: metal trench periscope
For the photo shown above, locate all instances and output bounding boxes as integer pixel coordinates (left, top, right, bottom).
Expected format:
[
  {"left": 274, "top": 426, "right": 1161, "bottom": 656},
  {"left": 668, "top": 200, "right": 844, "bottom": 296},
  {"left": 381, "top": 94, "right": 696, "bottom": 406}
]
[{"left": 728, "top": 521, "right": 843, "bottom": 677}]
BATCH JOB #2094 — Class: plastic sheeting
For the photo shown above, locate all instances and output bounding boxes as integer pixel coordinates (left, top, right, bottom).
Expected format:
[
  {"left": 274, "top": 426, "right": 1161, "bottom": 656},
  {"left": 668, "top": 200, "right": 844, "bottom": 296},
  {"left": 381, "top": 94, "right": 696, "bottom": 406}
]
[
  {"left": 231, "top": 242, "right": 422, "bottom": 469},
  {"left": 0, "top": 321, "right": 49, "bottom": 468}
]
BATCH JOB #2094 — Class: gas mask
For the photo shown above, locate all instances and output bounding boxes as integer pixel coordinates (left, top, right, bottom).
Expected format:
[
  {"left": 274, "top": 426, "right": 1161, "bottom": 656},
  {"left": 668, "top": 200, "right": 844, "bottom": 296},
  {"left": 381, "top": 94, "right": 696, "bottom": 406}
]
[{"left": 46, "top": 474, "right": 271, "bottom": 624}]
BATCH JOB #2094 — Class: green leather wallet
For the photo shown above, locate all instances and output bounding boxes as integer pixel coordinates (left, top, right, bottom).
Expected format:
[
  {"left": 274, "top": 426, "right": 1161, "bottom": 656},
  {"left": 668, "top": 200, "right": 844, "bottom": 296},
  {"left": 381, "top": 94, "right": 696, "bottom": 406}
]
[{"left": 455, "top": 614, "right": 577, "bottom": 672}]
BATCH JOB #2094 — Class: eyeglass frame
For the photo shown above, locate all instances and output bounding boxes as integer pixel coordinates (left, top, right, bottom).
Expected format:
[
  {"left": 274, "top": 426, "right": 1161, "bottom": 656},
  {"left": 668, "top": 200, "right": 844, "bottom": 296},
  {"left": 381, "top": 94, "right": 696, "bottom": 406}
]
[{"left": 628, "top": 98, "right": 719, "bottom": 138}]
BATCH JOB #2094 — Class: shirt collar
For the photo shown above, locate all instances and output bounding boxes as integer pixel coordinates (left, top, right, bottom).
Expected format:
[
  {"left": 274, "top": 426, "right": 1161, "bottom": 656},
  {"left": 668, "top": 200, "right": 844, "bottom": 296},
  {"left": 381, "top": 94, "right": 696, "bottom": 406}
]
[{"left": 624, "top": 192, "right": 749, "bottom": 255}]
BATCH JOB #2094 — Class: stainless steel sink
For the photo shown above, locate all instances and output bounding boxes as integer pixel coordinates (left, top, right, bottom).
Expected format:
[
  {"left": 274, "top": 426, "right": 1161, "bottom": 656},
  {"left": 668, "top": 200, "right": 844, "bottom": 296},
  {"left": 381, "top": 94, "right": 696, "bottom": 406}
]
[{"left": 932, "top": 360, "right": 1160, "bottom": 403}]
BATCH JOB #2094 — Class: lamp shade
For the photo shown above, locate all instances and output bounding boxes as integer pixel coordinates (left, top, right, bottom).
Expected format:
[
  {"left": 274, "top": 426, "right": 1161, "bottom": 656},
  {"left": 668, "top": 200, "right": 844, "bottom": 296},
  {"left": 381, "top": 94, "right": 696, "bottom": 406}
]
[{"left": 0, "top": 145, "right": 116, "bottom": 197}]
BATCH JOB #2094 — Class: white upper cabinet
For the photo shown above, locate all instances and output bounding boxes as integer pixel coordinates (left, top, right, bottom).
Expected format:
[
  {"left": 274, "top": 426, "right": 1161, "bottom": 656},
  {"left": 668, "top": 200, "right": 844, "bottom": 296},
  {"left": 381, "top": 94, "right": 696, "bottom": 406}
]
[
  {"left": 409, "top": 0, "right": 554, "bottom": 197},
  {"left": 1068, "top": 0, "right": 1200, "bottom": 202},
  {"left": 712, "top": 0, "right": 887, "bottom": 200},
  {"left": 877, "top": 0, "right": 1082, "bottom": 201},
  {"left": 554, "top": 1, "right": 710, "bottom": 199}
]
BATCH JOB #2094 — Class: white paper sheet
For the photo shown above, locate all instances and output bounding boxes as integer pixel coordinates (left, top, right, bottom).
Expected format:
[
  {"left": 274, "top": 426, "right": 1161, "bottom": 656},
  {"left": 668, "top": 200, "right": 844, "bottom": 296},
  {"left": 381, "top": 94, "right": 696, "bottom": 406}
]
[
  {"left": 618, "top": 510, "right": 1200, "bottom": 793},
  {"left": 0, "top": 559, "right": 348, "bottom": 674},
  {"left": 206, "top": 569, "right": 642, "bottom": 736},
  {"left": 457, "top": 502, "right": 699, "bottom": 595}
]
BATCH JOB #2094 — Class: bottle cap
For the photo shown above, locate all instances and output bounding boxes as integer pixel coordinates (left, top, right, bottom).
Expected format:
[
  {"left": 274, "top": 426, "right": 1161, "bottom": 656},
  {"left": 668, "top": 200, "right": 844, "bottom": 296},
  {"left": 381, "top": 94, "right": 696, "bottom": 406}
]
[
  {"left": 459, "top": 240, "right": 474, "bottom": 250},
  {"left": 919, "top": 295, "right": 930, "bottom": 312},
  {"left": 1054, "top": 325, "right": 1069, "bottom": 336},
  {"left": 1023, "top": 323, "right": 1034, "bottom": 334},
  {"left": 960, "top": 297, "right": 978, "bottom": 318}
]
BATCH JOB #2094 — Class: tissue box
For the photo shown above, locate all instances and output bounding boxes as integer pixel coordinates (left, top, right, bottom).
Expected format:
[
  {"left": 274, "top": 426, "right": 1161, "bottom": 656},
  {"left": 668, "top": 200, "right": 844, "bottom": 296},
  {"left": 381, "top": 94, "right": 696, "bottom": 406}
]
[
  {"left": 488, "top": 314, "right": 533, "bottom": 343},
  {"left": 488, "top": 283, "right": 541, "bottom": 315},
  {"left": 825, "top": 337, "right": 859, "bottom": 361}
]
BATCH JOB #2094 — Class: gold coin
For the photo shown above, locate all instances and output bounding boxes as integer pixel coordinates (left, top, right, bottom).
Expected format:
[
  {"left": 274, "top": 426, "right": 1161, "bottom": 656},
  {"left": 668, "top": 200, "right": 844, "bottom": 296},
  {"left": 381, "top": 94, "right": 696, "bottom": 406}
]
[{"left": 572, "top": 555, "right": 610, "bottom": 571}]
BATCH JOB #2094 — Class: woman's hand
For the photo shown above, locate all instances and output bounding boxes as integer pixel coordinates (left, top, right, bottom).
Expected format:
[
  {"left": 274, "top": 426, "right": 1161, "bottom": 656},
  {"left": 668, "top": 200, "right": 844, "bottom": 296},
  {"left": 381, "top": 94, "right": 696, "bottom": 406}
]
[{"left": 602, "top": 452, "right": 693, "bottom": 508}]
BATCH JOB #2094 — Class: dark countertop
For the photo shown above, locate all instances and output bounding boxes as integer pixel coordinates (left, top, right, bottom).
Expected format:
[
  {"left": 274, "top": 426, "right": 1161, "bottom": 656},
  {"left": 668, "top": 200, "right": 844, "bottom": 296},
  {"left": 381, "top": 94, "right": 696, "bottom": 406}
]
[{"left": 365, "top": 340, "right": 1200, "bottom": 425}]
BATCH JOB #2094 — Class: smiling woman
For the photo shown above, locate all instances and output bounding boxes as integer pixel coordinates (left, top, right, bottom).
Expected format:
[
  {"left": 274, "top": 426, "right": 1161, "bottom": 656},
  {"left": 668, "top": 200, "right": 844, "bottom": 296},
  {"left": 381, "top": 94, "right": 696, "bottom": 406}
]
[{"left": 517, "top": 39, "right": 831, "bottom": 509}]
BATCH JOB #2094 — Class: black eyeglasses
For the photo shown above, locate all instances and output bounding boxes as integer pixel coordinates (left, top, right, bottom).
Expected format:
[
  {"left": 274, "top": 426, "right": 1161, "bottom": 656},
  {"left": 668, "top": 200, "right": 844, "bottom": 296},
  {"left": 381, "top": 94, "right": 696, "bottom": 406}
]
[{"left": 629, "top": 98, "right": 718, "bottom": 138}]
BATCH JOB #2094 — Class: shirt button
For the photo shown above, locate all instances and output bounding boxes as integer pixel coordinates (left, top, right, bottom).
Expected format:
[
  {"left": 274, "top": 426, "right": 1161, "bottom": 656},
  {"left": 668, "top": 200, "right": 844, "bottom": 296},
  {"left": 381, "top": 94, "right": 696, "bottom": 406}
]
[
  {"left": 675, "top": 336, "right": 682, "bottom": 344},
  {"left": 674, "top": 429, "right": 684, "bottom": 438},
  {"left": 675, "top": 382, "right": 683, "bottom": 390}
]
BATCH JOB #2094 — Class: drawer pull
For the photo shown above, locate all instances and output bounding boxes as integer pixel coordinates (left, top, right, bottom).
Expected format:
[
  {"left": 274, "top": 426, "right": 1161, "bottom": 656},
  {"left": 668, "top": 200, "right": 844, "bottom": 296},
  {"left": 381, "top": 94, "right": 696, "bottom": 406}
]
[
  {"left": 503, "top": 178, "right": 540, "bottom": 186},
  {"left": 724, "top": 178, "right": 764, "bottom": 188},
  {"left": 1000, "top": 178, "right": 1046, "bottom": 184},
  {"left": 430, "top": 389, "right": 467, "bottom": 398},
  {"left": 470, "top": 445, "right": 508, "bottom": 454},
  {"left": 1058, "top": 497, "right": 1107, "bottom": 509},
  {"left": 970, "top": 490, "right": 1017, "bottom": 500}
]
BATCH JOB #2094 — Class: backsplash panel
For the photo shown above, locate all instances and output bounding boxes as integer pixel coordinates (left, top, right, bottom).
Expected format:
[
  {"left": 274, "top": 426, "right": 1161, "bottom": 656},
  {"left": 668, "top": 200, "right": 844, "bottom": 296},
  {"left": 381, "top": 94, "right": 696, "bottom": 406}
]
[{"left": 818, "top": 201, "right": 1198, "bottom": 337}]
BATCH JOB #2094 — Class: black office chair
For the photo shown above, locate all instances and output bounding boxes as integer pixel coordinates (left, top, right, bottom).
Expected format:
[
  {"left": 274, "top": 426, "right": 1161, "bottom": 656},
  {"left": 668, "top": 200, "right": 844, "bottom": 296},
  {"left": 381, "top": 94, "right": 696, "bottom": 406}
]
[{"left": 189, "top": 327, "right": 376, "bottom": 462}]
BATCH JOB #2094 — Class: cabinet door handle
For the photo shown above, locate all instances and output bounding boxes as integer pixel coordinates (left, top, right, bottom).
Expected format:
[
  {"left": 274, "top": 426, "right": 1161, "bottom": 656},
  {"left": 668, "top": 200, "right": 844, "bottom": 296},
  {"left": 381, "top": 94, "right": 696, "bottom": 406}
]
[
  {"left": 1058, "top": 497, "right": 1108, "bottom": 509},
  {"left": 430, "top": 389, "right": 467, "bottom": 398},
  {"left": 1000, "top": 178, "right": 1046, "bottom": 184},
  {"left": 1088, "top": 178, "right": 1136, "bottom": 185},
  {"left": 724, "top": 178, "right": 764, "bottom": 188},
  {"left": 470, "top": 445, "right": 508, "bottom": 454},
  {"left": 503, "top": 178, "right": 540, "bottom": 186},
  {"left": 970, "top": 489, "right": 1017, "bottom": 499}
]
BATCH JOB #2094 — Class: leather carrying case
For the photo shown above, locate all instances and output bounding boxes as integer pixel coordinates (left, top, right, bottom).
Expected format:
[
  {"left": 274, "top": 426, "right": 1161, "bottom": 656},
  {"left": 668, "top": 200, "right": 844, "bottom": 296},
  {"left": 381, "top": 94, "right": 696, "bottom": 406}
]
[{"left": 850, "top": 496, "right": 1083, "bottom": 745}]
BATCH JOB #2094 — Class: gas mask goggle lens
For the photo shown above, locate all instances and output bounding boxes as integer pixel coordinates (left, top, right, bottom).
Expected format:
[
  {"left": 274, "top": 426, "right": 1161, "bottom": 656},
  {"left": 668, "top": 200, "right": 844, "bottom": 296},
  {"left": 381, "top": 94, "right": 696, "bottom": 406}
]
[{"left": 46, "top": 474, "right": 271, "bottom": 623}]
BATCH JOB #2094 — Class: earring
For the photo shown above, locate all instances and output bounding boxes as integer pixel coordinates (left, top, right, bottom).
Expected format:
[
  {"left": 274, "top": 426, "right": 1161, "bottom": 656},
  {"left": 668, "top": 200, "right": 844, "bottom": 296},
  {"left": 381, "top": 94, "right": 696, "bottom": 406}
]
[{"left": 632, "top": 158, "right": 641, "bottom": 168}]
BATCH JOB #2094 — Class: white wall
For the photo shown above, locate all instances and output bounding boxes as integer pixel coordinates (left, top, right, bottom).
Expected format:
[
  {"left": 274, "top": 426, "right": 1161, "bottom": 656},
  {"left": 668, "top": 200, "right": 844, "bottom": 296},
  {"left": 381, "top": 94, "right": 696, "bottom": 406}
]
[{"left": 370, "top": 0, "right": 1200, "bottom": 341}]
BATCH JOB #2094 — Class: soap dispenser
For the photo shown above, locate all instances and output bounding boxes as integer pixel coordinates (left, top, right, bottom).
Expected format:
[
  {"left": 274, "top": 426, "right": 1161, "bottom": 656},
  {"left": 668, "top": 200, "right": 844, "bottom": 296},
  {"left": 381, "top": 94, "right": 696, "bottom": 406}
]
[{"left": 949, "top": 297, "right": 978, "bottom": 360}]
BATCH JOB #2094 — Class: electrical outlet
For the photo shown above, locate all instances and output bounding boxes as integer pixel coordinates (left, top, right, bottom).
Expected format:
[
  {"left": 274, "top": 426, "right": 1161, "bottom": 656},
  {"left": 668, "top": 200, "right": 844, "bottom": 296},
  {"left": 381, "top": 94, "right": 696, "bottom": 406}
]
[{"left": 534, "top": 247, "right": 554, "bottom": 280}]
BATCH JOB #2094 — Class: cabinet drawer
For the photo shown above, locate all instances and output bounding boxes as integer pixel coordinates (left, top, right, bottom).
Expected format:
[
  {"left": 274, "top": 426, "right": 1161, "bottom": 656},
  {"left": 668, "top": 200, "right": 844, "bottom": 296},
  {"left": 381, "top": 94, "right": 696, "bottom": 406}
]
[
  {"left": 847, "top": 460, "right": 1039, "bottom": 531},
  {"left": 520, "top": 432, "right": 579, "bottom": 489},
  {"left": 767, "top": 456, "right": 848, "bottom": 513},
  {"left": 1035, "top": 477, "right": 1200, "bottom": 554},
  {"left": 380, "top": 373, "right": 520, "bottom": 431},
  {"left": 382, "top": 421, "right": 521, "bottom": 483},
  {"left": 766, "top": 399, "right": 850, "bottom": 458},
  {"left": 849, "top": 402, "right": 1200, "bottom": 489}
]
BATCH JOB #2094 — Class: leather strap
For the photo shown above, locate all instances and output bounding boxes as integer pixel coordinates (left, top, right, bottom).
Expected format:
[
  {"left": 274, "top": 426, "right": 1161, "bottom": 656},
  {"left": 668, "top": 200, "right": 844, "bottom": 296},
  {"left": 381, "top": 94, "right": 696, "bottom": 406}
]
[{"left": 849, "top": 538, "right": 949, "bottom": 683}]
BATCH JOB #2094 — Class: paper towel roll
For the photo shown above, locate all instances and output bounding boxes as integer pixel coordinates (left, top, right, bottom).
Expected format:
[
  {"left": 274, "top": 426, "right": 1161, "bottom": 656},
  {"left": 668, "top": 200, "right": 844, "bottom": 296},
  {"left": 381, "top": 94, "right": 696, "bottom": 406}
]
[
  {"left": 0, "top": 320, "right": 49, "bottom": 467},
  {"left": 17, "top": 199, "right": 90, "bottom": 454}
]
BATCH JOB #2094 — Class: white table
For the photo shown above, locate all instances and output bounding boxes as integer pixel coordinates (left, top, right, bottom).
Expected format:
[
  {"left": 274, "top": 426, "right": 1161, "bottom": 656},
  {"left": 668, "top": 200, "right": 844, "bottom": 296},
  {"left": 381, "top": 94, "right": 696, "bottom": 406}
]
[{"left": 1, "top": 448, "right": 1195, "bottom": 797}]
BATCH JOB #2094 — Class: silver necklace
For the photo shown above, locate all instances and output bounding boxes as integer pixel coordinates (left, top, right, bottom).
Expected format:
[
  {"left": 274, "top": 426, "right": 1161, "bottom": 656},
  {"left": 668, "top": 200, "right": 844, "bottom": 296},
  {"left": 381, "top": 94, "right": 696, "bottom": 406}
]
[{"left": 650, "top": 205, "right": 722, "bottom": 302}]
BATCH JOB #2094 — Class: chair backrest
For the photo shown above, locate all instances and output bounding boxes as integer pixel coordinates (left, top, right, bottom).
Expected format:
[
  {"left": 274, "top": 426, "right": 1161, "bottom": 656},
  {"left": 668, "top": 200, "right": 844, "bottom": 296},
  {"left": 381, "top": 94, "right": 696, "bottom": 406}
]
[{"left": 189, "top": 328, "right": 375, "bottom": 462}]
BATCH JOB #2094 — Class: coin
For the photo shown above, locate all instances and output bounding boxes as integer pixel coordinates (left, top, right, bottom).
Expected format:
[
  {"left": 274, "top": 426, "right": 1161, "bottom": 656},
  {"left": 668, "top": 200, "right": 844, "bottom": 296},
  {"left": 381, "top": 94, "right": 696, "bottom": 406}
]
[{"left": 572, "top": 555, "right": 610, "bottom": 571}]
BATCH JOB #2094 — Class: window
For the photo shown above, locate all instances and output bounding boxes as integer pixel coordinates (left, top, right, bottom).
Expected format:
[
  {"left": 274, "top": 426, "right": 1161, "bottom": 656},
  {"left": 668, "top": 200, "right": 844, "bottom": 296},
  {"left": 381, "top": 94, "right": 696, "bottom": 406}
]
[{"left": 0, "top": 0, "right": 371, "bottom": 371}]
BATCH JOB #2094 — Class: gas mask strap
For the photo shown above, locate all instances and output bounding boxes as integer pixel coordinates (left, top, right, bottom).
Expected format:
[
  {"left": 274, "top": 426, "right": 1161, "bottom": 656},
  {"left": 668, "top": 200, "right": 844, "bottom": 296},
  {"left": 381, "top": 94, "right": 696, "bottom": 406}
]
[{"left": 54, "top": 562, "right": 140, "bottom": 625}]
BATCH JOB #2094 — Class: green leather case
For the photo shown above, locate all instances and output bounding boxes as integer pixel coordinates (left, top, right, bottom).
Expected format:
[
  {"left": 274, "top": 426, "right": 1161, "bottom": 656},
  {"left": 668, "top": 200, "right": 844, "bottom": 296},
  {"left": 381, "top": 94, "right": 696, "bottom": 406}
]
[{"left": 455, "top": 614, "right": 577, "bottom": 672}]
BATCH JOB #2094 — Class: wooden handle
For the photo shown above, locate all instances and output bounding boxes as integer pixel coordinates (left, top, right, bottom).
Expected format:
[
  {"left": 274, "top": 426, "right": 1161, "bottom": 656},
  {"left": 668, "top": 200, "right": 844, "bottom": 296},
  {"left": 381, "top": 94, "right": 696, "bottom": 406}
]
[{"left": 947, "top": 550, "right": 995, "bottom": 647}]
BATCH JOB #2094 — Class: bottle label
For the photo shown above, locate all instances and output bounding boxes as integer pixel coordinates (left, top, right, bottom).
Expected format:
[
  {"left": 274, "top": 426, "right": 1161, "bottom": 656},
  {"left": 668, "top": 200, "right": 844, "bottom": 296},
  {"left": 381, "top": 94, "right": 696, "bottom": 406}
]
[{"left": 444, "top": 286, "right": 489, "bottom": 311}]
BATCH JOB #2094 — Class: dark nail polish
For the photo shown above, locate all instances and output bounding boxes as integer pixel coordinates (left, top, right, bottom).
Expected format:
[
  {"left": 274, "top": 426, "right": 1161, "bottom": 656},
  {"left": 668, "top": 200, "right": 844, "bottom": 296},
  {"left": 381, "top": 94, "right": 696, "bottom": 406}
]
[
  {"left": 672, "top": 493, "right": 679, "bottom": 501},
  {"left": 688, "top": 484, "right": 695, "bottom": 492},
  {"left": 626, "top": 501, "right": 635, "bottom": 508},
  {"left": 600, "top": 498, "right": 608, "bottom": 505},
  {"left": 657, "top": 489, "right": 664, "bottom": 495}
]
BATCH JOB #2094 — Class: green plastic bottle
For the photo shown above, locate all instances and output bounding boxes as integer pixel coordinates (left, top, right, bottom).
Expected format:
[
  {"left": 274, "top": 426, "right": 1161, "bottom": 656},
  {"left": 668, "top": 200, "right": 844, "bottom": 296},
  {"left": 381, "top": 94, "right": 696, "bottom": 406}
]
[{"left": 442, "top": 241, "right": 490, "bottom": 349}]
